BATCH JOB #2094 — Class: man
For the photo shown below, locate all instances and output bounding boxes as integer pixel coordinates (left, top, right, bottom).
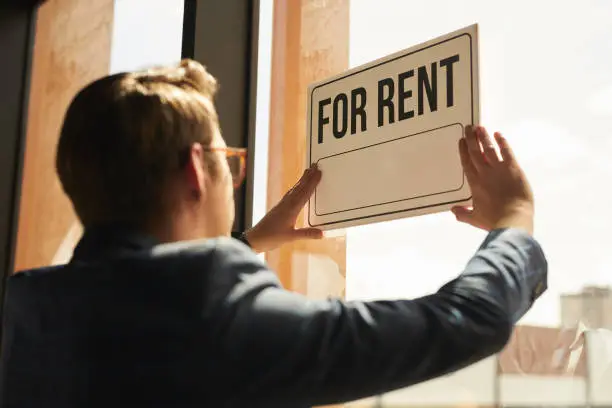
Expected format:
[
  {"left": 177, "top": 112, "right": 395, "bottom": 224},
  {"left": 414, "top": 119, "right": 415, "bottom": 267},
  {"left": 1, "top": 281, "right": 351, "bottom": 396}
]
[{"left": 0, "top": 59, "right": 547, "bottom": 408}]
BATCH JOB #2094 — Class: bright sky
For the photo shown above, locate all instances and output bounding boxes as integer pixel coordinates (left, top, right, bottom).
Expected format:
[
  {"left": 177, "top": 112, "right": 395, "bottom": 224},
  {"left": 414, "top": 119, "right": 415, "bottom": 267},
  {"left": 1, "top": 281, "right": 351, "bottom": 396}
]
[
  {"left": 345, "top": 0, "right": 612, "bottom": 327},
  {"left": 111, "top": 0, "right": 612, "bottom": 327}
]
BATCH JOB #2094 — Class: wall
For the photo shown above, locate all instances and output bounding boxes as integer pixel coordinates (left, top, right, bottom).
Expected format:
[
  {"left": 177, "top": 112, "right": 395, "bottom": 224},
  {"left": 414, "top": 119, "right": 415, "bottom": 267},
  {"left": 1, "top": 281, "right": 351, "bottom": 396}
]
[
  {"left": 266, "top": 0, "right": 349, "bottom": 297},
  {"left": 13, "top": 0, "right": 114, "bottom": 272},
  {"left": 561, "top": 290, "right": 612, "bottom": 330}
]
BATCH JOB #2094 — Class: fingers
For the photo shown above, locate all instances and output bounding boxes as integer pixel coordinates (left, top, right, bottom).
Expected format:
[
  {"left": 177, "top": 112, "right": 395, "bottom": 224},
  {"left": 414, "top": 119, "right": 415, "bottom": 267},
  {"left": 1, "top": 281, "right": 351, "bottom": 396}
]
[
  {"left": 284, "top": 167, "right": 309, "bottom": 195},
  {"left": 285, "top": 164, "right": 322, "bottom": 210},
  {"left": 459, "top": 137, "right": 477, "bottom": 181},
  {"left": 476, "top": 126, "right": 500, "bottom": 164},
  {"left": 451, "top": 206, "right": 487, "bottom": 230},
  {"left": 465, "top": 125, "right": 487, "bottom": 172},
  {"left": 291, "top": 227, "right": 323, "bottom": 240},
  {"left": 494, "top": 132, "right": 517, "bottom": 164},
  {"left": 451, "top": 206, "right": 475, "bottom": 225}
]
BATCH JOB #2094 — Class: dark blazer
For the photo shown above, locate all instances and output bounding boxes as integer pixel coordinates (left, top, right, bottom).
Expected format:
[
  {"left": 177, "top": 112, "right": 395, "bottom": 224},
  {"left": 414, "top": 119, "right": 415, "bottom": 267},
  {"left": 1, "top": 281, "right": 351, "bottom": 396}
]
[{"left": 0, "top": 226, "right": 547, "bottom": 408}]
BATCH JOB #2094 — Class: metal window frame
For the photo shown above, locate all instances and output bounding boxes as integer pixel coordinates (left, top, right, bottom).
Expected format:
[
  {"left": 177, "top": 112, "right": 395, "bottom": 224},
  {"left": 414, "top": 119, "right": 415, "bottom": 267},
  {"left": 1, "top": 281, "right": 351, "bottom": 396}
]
[
  {"left": 182, "top": 0, "right": 261, "bottom": 232},
  {"left": 0, "top": 4, "right": 37, "bottom": 317}
]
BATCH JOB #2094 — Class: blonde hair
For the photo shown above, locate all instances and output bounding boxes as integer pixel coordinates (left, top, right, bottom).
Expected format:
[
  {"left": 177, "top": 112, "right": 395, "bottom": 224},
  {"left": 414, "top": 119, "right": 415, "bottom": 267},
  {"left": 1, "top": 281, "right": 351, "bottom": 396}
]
[{"left": 56, "top": 59, "right": 219, "bottom": 227}]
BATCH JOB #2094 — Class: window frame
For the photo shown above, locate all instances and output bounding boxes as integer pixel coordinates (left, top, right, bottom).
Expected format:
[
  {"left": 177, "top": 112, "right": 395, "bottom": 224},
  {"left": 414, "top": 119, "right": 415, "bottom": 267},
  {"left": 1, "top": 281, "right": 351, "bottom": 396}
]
[
  {"left": 182, "top": 0, "right": 261, "bottom": 232},
  {"left": 0, "top": 3, "right": 38, "bottom": 325}
]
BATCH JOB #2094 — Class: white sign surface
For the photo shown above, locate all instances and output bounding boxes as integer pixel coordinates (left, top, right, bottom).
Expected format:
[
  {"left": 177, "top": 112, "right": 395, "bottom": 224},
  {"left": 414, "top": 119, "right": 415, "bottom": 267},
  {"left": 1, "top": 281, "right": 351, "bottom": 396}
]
[{"left": 307, "top": 24, "right": 480, "bottom": 230}]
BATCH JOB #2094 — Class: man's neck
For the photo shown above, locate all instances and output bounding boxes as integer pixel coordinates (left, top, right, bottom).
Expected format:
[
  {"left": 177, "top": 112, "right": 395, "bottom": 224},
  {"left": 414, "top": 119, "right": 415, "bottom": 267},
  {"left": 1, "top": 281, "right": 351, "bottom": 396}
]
[{"left": 145, "top": 215, "right": 209, "bottom": 244}]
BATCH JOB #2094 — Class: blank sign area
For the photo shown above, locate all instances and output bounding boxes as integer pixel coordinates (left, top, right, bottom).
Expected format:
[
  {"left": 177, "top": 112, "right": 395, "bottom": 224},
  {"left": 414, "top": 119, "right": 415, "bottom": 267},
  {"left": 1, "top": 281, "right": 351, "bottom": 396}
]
[{"left": 315, "top": 124, "right": 464, "bottom": 215}]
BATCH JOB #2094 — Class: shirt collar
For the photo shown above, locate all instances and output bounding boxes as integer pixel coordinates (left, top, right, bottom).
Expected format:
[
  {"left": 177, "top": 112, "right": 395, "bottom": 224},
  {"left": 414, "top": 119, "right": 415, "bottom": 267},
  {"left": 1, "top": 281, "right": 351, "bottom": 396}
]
[{"left": 71, "top": 223, "right": 159, "bottom": 262}]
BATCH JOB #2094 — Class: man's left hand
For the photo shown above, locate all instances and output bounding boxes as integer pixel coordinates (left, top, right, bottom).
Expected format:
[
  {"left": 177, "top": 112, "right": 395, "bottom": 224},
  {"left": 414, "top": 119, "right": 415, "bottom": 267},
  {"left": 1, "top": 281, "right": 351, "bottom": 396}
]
[{"left": 244, "top": 165, "right": 323, "bottom": 253}]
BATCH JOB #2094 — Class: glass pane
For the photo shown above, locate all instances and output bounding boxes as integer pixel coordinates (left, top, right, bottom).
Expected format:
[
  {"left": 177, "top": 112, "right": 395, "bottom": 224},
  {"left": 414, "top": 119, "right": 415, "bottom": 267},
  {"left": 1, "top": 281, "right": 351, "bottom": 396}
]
[
  {"left": 110, "top": 0, "right": 184, "bottom": 73},
  {"left": 346, "top": 0, "right": 612, "bottom": 407},
  {"left": 252, "top": 0, "right": 274, "bottom": 227}
]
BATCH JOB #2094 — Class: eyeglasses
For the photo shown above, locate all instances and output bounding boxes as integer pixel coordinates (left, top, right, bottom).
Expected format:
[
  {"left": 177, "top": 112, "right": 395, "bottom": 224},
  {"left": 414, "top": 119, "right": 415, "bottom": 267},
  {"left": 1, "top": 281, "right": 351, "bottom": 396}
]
[
  {"left": 204, "top": 146, "right": 247, "bottom": 189},
  {"left": 179, "top": 146, "right": 247, "bottom": 188}
]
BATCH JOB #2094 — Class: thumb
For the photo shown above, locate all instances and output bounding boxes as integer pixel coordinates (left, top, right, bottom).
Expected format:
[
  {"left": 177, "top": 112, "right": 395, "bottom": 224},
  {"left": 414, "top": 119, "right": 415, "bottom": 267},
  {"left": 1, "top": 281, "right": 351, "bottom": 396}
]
[
  {"left": 291, "top": 227, "right": 324, "bottom": 240},
  {"left": 451, "top": 206, "right": 475, "bottom": 225}
]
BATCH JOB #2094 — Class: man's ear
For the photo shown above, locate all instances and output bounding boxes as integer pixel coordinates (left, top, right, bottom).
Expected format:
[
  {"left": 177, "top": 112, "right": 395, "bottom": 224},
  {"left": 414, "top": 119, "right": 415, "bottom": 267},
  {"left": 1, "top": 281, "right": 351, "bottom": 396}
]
[{"left": 183, "top": 142, "right": 208, "bottom": 200}]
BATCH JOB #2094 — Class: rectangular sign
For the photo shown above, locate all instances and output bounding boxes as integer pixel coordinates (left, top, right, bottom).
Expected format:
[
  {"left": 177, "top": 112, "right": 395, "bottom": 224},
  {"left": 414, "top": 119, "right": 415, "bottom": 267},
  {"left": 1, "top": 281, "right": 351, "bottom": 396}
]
[{"left": 307, "top": 24, "right": 480, "bottom": 230}]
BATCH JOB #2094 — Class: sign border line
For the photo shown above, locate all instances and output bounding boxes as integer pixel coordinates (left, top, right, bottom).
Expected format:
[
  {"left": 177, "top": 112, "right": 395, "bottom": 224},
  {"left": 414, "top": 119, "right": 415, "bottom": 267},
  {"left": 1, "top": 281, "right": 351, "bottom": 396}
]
[{"left": 314, "top": 123, "right": 467, "bottom": 216}]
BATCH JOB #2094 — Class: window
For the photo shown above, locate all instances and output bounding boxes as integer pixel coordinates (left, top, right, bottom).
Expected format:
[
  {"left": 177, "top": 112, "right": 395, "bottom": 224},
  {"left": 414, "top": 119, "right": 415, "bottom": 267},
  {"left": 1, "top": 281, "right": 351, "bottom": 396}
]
[
  {"left": 110, "top": 0, "right": 184, "bottom": 73},
  {"left": 257, "top": 0, "right": 612, "bottom": 406},
  {"left": 252, "top": 0, "right": 274, "bottom": 228}
]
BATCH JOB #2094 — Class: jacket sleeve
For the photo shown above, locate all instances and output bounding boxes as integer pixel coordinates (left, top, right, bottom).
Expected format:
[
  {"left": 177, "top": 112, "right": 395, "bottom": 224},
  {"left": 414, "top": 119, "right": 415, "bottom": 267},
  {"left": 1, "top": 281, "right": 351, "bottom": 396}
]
[{"left": 211, "top": 228, "right": 548, "bottom": 407}]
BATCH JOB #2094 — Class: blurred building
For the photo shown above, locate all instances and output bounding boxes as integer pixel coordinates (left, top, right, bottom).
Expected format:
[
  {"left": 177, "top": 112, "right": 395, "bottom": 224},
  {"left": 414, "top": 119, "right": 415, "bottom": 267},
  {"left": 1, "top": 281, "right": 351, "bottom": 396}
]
[
  {"left": 561, "top": 286, "right": 612, "bottom": 329},
  {"left": 348, "top": 324, "right": 612, "bottom": 407}
]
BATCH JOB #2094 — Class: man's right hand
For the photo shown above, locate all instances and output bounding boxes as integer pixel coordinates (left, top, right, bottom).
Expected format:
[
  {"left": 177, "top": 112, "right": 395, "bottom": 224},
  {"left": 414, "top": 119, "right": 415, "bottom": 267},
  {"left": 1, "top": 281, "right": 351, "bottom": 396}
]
[{"left": 452, "top": 125, "right": 535, "bottom": 235}]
